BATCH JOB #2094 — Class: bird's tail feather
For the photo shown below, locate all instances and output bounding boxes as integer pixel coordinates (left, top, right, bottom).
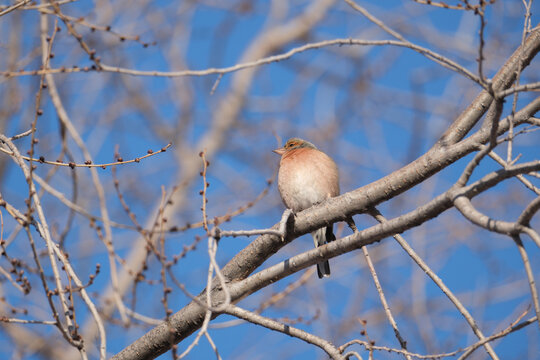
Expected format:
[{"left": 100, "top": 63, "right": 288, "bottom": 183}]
[{"left": 312, "top": 226, "right": 335, "bottom": 279}]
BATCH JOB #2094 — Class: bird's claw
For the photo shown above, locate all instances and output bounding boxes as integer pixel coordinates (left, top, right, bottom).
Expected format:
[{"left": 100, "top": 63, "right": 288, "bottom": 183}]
[{"left": 278, "top": 208, "right": 294, "bottom": 241}]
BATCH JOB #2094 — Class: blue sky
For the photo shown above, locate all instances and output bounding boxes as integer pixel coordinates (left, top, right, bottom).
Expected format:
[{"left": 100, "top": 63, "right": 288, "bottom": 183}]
[{"left": 0, "top": 1, "right": 539, "bottom": 359}]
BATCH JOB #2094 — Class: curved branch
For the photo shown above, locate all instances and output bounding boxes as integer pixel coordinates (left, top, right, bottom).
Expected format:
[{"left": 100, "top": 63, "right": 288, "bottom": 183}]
[{"left": 225, "top": 305, "right": 344, "bottom": 360}]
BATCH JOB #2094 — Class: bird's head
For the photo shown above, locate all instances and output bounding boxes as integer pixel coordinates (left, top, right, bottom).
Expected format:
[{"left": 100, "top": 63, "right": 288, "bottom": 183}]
[{"left": 272, "top": 137, "right": 317, "bottom": 156}]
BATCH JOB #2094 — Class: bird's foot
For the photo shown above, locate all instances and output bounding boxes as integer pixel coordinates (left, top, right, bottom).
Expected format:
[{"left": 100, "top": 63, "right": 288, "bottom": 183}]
[
  {"left": 346, "top": 216, "right": 359, "bottom": 233},
  {"left": 278, "top": 208, "right": 294, "bottom": 241}
]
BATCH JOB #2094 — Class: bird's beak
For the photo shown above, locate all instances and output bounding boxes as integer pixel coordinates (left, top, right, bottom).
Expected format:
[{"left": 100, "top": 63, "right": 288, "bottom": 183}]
[{"left": 273, "top": 148, "right": 285, "bottom": 155}]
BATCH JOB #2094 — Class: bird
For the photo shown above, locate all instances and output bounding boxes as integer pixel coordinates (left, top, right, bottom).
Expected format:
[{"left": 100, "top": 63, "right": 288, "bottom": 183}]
[{"left": 273, "top": 137, "right": 340, "bottom": 278}]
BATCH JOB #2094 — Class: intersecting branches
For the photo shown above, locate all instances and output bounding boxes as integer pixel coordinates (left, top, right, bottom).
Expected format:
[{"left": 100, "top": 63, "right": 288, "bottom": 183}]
[{"left": 1, "top": 1, "right": 539, "bottom": 360}]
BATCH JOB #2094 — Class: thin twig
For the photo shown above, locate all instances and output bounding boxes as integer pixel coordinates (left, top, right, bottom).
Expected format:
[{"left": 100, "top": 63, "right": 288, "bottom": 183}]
[
  {"left": 367, "top": 207, "right": 500, "bottom": 360},
  {"left": 511, "top": 235, "right": 540, "bottom": 329},
  {"left": 362, "top": 246, "right": 411, "bottom": 359},
  {"left": 0, "top": 143, "right": 171, "bottom": 168},
  {"left": 3, "top": 39, "right": 482, "bottom": 86},
  {"left": 0, "top": 0, "right": 32, "bottom": 17},
  {"left": 339, "top": 313, "right": 535, "bottom": 359},
  {"left": 225, "top": 304, "right": 344, "bottom": 360}
]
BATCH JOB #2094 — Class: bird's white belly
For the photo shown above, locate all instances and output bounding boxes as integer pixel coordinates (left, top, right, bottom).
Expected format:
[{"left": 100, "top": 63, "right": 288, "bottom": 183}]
[{"left": 281, "top": 169, "right": 326, "bottom": 211}]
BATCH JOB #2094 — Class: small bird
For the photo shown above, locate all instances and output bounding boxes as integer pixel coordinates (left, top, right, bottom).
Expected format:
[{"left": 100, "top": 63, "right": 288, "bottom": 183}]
[{"left": 273, "top": 137, "right": 340, "bottom": 278}]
